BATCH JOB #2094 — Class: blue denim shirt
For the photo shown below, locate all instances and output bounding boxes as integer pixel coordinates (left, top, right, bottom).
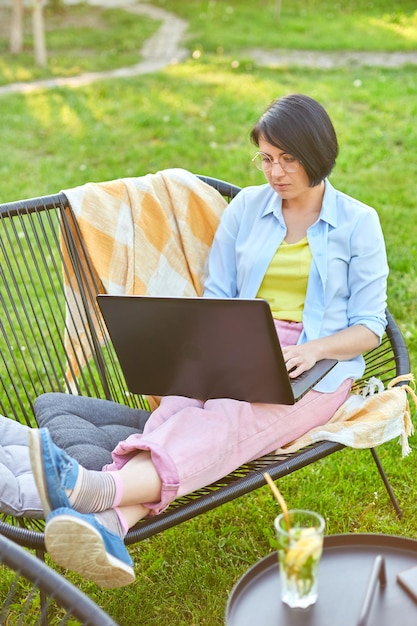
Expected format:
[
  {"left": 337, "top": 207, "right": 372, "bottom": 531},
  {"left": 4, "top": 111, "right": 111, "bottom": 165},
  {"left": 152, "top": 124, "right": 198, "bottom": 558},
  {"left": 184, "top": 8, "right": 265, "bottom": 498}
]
[{"left": 203, "top": 179, "right": 388, "bottom": 392}]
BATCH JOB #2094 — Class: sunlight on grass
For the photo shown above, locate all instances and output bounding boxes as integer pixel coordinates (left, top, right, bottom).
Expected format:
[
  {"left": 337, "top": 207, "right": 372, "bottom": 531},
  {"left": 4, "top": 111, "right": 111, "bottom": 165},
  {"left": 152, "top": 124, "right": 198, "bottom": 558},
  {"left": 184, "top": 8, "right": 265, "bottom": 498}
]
[
  {"left": 26, "top": 93, "right": 85, "bottom": 137},
  {"left": 59, "top": 103, "right": 84, "bottom": 135},
  {"left": 370, "top": 10, "right": 417, "bottom": 43},
  {"left": 0, "top": 57, "right": 32, "bottom": 83},
  {"left": 370, "top": 11, "right": 417, "bottom": 43}
]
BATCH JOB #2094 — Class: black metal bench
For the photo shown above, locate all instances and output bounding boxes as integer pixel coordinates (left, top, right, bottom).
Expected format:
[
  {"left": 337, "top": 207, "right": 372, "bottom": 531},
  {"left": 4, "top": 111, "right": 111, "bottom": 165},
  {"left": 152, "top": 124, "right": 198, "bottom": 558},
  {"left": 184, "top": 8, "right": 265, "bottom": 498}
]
[{"left": 0, "top": 174, "right": 410, "bottom": 555}]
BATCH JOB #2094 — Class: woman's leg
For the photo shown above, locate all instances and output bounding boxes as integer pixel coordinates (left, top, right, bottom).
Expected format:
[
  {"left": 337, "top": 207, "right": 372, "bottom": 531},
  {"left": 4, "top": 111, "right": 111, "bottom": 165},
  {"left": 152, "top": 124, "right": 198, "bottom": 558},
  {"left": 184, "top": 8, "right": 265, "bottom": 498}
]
[
  {"left": 109, "top": 378, "right": 352, "bottom": 515},
  {"left": 41, "top": 381, "right": 351, "bottom": 517},
  {"left": 28, "top": 427, "right": 154, "bottom": 588}
]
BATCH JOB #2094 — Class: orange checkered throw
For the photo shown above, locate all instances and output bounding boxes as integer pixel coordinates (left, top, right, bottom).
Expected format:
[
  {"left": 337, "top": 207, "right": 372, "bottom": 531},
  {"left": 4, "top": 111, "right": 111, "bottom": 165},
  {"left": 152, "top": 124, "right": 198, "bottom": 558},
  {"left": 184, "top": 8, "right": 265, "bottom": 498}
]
[{"left": 61, "top": 168, "right": 228, "bottom": 394}]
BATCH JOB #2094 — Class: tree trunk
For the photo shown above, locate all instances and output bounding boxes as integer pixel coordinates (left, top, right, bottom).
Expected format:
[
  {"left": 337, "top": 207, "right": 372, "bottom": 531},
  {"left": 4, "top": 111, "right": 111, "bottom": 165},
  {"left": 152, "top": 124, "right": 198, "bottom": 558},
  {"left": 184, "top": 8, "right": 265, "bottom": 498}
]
[
  {"left": 33, "top": 0, "right": 47, "bottom": 67},
  {"left": 274, "top": 0, "right": 282, "bottom": 20},
  {"left": 10, "top": 0, "right": 24, "bottom": 54}
]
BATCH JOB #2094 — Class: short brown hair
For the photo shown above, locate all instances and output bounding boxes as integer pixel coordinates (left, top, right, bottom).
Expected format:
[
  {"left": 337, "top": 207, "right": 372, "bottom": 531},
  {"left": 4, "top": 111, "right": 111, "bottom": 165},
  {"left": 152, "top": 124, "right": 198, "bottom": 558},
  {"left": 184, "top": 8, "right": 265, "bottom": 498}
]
[{"left": 250, "top": 94, "right": 338, "bottom": 186}]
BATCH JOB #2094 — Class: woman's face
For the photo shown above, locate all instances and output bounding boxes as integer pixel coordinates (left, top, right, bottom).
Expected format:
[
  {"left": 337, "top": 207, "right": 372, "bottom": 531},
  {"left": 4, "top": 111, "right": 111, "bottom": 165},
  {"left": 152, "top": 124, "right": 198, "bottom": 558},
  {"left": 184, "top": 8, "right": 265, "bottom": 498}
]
[{"left": 257, "top": 137, "right": 312, "bottom": 201}]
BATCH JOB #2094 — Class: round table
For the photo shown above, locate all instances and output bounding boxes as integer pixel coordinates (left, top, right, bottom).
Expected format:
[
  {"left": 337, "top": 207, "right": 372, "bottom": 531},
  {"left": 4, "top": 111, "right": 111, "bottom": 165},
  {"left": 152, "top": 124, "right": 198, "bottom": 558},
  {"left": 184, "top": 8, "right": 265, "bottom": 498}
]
[{"left": 226, "top": 534, "right": 417, "bottom": 625}]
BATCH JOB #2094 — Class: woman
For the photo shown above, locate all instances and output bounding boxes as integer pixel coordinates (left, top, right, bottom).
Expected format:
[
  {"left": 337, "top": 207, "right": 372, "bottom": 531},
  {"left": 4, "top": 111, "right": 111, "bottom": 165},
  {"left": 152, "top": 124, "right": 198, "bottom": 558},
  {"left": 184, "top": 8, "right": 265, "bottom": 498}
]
[{"left": 29, "top": 93, "right": 388, "bottom": 588}]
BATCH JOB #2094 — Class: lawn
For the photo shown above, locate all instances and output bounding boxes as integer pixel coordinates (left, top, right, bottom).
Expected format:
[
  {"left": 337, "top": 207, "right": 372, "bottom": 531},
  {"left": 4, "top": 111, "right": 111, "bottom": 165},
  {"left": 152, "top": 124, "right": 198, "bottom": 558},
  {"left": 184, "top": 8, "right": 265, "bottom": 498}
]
[
  {"left": 1, "top": 1, "right": 417, "bottom": 624},
  {"left": 151, "top": 0, "right": 417, "bottom": 53}
]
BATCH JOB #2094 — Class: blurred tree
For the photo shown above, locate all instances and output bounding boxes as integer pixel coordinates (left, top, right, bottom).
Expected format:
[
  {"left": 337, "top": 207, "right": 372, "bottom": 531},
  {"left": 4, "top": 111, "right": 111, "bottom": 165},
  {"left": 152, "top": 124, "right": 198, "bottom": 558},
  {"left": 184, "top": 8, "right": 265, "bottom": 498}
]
[
  {"left": 261, "top": 0, "right": 282, "bottom": 19},
  {"left": 32, "top": 0, "right": 47, "bottom": 65},
  {"left": 275, "top": 0, "right": 281, "bottom": 19},
  {"left": 9, "top": 0, "right": 23, "bottom": 53},
  {"left": 9, "top": 0, "right": 47, "bottom": 66}
]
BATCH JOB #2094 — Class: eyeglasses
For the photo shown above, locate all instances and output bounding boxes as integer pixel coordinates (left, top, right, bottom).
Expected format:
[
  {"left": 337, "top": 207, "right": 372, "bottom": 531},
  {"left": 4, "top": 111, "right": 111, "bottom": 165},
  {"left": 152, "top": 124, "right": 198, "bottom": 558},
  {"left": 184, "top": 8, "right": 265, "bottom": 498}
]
[{"left": 252, "top": 151, "right": 300, "bottom": 174}]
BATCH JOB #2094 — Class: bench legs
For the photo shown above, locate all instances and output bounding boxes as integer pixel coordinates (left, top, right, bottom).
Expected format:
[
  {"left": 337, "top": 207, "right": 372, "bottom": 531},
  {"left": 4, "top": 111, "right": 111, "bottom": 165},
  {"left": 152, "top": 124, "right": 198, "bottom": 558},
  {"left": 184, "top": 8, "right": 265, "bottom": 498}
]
[{"left": 370, "top": 448, "right": 402, "bottom": 518}]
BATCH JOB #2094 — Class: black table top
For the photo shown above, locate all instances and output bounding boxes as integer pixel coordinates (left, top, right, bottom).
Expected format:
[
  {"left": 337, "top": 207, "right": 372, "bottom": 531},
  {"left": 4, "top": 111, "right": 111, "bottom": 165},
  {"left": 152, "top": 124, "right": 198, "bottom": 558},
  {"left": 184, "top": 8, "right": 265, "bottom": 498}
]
[{"left": 226, "top": 533, "right": 417, "bottom": 626}]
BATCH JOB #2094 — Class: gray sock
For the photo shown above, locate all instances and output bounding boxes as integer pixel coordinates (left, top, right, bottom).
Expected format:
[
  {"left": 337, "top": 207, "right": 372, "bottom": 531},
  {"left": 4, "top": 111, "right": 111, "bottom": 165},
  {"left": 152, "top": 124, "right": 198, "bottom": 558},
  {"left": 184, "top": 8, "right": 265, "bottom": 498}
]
[
  {"left": 68, "top": 468, "right": 117, "bottom": 514},
  {"left": 95, "top": 509, "right": 126, "bottom": 538}
]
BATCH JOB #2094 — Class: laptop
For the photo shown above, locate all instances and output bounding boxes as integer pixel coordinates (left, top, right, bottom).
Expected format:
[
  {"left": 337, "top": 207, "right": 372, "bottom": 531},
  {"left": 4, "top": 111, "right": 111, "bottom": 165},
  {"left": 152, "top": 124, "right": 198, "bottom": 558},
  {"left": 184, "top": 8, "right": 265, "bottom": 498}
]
[{"left": 97, "top": 295, "right": 337, "bottom": 404}]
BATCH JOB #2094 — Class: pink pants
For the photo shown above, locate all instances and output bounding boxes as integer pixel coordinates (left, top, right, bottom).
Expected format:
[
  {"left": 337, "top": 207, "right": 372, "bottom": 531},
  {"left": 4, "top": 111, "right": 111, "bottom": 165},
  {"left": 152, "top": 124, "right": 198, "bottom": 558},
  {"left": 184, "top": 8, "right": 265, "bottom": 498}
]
[{"left": 106, "top": 321, "right": 352, "bottom": 514}]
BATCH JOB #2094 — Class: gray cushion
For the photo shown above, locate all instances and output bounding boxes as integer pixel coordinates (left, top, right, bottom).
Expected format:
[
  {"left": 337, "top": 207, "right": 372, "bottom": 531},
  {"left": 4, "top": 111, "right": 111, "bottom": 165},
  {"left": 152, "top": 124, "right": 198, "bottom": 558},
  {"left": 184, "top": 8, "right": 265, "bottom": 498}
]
[{"left": 34, "top": 393, "right": 151, "bottom": 470}]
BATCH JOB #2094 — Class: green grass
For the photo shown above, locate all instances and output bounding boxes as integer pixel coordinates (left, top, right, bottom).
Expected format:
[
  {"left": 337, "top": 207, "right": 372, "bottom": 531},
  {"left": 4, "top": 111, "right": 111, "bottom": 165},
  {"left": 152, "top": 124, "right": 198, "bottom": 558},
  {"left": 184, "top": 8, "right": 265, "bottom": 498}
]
[
  {"left": 1, "top": 0, "right": 417, "bottom": 87},
  {"left": 1, "top": 1, "right": 417, "bottom": 624},
  {"left": 151, "top": 0, "right": 417, "bottom": 52}
]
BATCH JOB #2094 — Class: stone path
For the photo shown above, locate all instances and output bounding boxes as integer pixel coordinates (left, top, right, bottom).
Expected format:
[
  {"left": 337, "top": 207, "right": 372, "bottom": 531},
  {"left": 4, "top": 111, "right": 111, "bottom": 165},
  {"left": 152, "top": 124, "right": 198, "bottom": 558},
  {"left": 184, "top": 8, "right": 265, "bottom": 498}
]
[
  {"left": 1, "top": 0, "right": 417, "bottom": 96},
  {"left": 247, "top": 48, "right": 417, "bottom": 69}
]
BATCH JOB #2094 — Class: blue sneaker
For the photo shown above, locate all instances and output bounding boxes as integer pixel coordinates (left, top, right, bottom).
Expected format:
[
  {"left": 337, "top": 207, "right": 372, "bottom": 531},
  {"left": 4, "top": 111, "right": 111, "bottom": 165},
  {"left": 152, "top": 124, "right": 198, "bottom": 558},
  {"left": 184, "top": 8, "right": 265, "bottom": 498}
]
[
  {"left": 45, "top": 508, "right": 135, "bottom": 588},
  {"left": 28, "top": 428, "right": 79, "bottom": 516}
]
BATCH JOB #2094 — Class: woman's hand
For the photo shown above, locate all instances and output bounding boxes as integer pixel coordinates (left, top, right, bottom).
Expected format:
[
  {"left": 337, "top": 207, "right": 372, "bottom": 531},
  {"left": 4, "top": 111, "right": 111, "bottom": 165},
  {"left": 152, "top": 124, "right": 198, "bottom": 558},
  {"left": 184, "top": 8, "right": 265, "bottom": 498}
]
[
  {"left": 282, "top": 344, "right": 321, "bottom": 378},
  {"left": 282, "top": 324, "right": 380, "bottom": 378}
]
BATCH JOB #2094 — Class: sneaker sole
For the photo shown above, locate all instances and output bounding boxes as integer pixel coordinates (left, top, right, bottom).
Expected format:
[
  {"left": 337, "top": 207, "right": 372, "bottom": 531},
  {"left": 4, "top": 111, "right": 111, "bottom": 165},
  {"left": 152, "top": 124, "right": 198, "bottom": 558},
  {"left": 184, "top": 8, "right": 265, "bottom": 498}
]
[
  {"left": 45, "top": 514, "right": 135, "bottom": 589},
  {"left": 28, "top": 429, "right": 53, "bottom": 516}
]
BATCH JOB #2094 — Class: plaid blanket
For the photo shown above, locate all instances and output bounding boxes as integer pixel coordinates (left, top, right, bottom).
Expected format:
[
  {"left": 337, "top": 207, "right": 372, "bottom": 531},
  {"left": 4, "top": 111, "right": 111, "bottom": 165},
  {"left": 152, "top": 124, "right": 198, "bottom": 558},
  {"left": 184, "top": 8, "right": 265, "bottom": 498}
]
[
  {"left": 275, "top": 375, "right": 415, "bottom": 457},
  {"left": 62, "top": 168, "right": 228, "bottom": 390}
]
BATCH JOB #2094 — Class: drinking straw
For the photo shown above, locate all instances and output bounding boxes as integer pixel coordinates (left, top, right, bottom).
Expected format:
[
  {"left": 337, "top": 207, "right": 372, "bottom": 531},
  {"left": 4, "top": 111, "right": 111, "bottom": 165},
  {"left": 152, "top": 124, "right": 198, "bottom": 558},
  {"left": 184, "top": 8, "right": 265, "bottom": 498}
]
[{"left": 263, "top": 472, "right": 290, "bottom": 532}]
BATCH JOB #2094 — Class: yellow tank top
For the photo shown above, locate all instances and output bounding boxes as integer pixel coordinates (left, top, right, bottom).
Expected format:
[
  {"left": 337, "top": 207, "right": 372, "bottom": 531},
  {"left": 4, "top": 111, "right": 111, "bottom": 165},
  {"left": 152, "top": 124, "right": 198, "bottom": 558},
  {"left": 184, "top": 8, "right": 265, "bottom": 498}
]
[{"left": 256, "top": 237, "right": 312, "bottom": 321}]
